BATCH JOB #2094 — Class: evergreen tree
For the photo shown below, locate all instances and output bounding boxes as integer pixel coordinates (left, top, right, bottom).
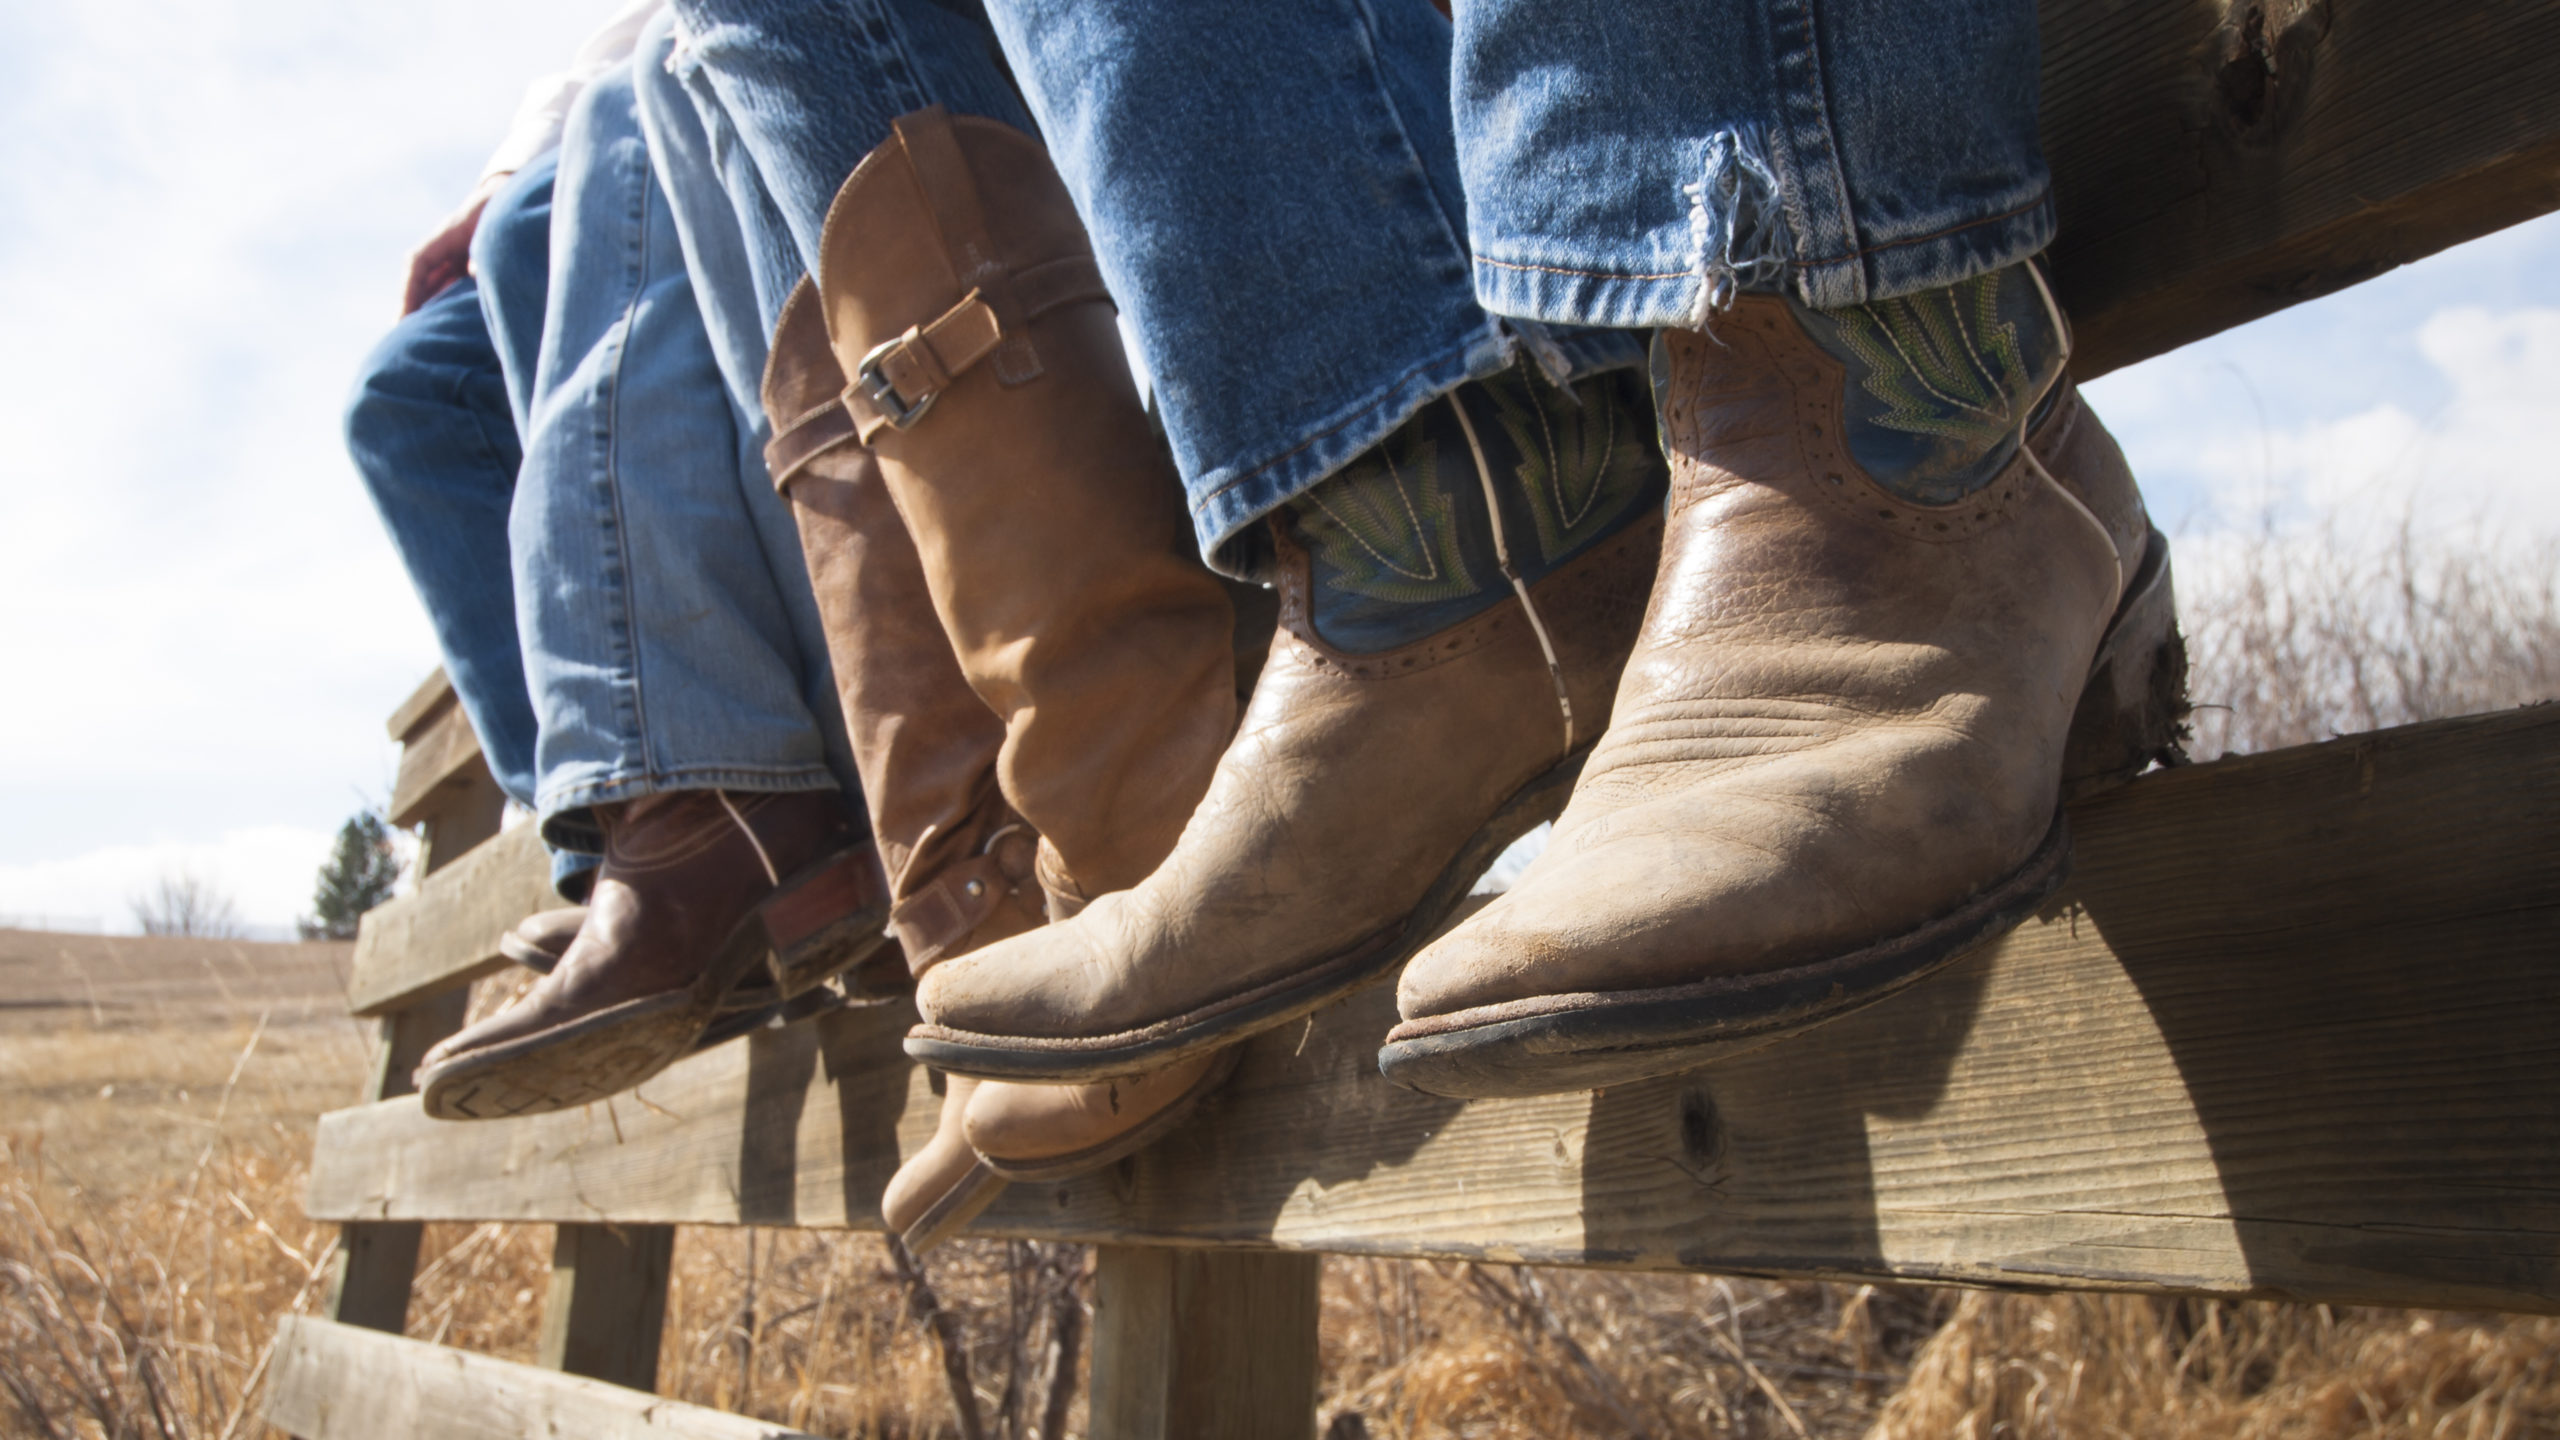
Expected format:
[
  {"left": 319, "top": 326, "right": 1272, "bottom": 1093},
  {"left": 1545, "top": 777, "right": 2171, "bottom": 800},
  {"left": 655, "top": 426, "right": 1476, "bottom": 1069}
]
[{"left": 304, "top": 810, "right": 402, "bottom": 941}]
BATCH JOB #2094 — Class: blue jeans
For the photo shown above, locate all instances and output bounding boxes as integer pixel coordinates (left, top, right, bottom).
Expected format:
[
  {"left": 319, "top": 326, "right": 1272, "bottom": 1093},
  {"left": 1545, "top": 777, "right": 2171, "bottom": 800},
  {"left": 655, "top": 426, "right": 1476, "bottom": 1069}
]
[
  {"left": 475, "top": 54, "right": 855, "bottom": 854},
  {"left": 345, "top": 272, "right": 543, "bottom": 813},
  {"left": 348, "top": 163, "right": 600, "bottom": 896},
  {"left": 663, "top": 0, "right": 1032, "bottom": 326},
  {"left": 978, "top": 0, "right": 2045, "bottom": 558}
]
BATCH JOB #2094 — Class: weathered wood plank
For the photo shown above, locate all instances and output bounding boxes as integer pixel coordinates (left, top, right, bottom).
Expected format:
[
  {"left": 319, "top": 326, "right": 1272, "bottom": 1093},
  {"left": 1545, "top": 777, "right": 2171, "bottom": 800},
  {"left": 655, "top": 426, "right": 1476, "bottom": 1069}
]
[
  {"left": 540, "top": 1223, "right": 674, "bottom": 1392},
  {"left": 2044, "top": 0, "right": 2560, "bottom": 377},
  {"left": 347, "top": 820, "right": 553, "bottom": 1016},
  {"left": 388, "top": 690, "right": 492, "bottom": 833},
  {"left": 305, "top": 708, "right": 2560, "bottom": 1312},
  {"left": 385, "top": 669, "right": 458, "bottom": 746},
  {"left": 262, "top": 1316, "right": 815, "bottom": 1440},
  {"left": 1090, "top": 1248, "right": 1321, "bottom": 1440}
]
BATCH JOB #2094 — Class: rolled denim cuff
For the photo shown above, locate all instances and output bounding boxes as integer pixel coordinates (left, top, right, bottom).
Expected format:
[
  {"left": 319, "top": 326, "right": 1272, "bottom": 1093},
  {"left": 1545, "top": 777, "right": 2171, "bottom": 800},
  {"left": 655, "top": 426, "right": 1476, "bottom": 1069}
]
[
  {"left": 1476, "top": 188, "right": 2054, "bottom": 327},
  {"left": 536, "top": 766, "right": 844, "bottom": 855},
  {"left": 1189, "top": 323, "right": 1647, "bottom": 571},
  {"left": 1793, "top": 191, "right": 2056, "bottom": 313}
]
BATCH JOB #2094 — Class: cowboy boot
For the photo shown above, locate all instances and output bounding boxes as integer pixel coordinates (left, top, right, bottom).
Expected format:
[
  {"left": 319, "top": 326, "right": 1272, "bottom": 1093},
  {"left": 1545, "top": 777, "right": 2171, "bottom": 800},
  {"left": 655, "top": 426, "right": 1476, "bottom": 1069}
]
[
  {"left": 764, "top": 276, "right": 1231, "bottom": 1252},
  {"left": 1382, "top": 262, "right": 2189, "bottom": 1097},
  {"left": 909, "top": 346, "right": 1669, "bottom": 1083},
  {"left": 417, "top": 787, "right": 889, "bottom": 1119},
  {"left": 497, "top": 906, "right": 585, "bottom": 972},
  {"left": 812, "top": 107, "right": 1238, "bottom": 912}
]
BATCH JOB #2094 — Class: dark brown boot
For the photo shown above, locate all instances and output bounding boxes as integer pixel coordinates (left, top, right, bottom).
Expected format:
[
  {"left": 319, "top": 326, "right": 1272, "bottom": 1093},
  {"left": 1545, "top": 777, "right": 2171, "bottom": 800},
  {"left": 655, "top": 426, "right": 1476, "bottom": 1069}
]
[
  {"left": 416, "top": 788, "right": 886, "bottom": 1120},
  {"left": 496, "top": 906, "right": 584, "bottom": 972}
]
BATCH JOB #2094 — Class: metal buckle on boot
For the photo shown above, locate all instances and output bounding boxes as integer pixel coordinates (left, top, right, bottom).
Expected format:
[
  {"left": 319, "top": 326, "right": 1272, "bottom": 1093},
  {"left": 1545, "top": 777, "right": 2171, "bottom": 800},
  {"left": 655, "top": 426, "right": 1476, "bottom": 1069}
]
[{"left": 854, "top": 337, "right": 937, "bottom": 430}]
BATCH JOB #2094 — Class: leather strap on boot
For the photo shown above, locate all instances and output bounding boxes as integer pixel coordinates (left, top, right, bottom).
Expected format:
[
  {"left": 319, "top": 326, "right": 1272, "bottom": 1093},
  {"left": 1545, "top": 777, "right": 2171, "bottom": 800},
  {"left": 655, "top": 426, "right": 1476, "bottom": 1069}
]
[
  {"left": 760, "top": 278, "right": 1049, "bottom": 969},
  {"left": 839, "top": 108, "right": 1112, "bottom": 440},
  {"left": 811, "top": 108, "right": 1239, "bottom": 907}
]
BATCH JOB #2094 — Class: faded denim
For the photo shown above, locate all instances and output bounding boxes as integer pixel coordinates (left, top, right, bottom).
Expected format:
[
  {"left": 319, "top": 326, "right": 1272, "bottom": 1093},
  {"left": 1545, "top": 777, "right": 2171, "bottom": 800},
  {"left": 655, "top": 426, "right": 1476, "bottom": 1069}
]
[
  {"left": 664, "top": 0, "right": 1033, "bottom": 300},
  {"left": 478, "top": 55, "right": 853, "bottom": 853},
  {"left": 345, "top": 272, "right": 542, "bottom": 813},
  {"left": 979, "top": 0, "right": 2045, "bottom": 555}
]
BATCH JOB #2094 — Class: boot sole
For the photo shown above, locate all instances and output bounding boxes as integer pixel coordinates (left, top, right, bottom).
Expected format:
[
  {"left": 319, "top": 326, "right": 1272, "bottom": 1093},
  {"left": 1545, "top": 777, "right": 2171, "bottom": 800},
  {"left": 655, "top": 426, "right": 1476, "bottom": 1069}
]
[
  {"left": 976, "top": 1044, "right": 1244, "bottom": 1183},
  {"left": 419, "top": 844, "right": 892, "bottom": 1121},
  {"left": 1375, "top": 529, "right": 2184, "bottom": 1099},
  {"left": 905, "top": 741, "right": 1594, "bottom": 1083}
]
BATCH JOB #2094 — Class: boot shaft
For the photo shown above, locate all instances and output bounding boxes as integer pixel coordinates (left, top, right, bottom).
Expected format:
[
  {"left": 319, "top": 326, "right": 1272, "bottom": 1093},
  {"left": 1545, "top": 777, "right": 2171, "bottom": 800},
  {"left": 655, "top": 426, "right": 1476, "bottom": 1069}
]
[{"left": 814, "top": 108, "right": 1239, "bottom": 902}]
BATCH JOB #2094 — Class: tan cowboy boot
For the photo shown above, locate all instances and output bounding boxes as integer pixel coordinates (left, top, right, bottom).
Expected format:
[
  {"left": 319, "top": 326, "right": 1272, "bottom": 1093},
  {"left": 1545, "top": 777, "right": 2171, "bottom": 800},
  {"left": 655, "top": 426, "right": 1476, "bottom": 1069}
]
[
  {"left": 417, "top": 788, "right": 888, "bottom": 1119},
  {"left": 909, "top": 350, "right": 1669, "bottom": 1083},
  {"left": 813, "top": 107, "right": 1237, "bottom": 912},
  {"left": 1382, "top": 264, "right": 2188, "bottom": 1097},
  {"left": 764, "top": 275, "right": 1230, "bottom": 1252}
]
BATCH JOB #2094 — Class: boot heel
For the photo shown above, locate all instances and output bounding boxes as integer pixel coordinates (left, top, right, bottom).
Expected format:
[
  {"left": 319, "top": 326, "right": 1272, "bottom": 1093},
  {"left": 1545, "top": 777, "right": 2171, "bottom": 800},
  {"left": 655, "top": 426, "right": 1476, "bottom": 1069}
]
[
  {"left": 756, "top": 846, "right": 898, "bottom": 1000},
  {"left": 2061, "top": 527, "right": 2190, "bottom": 801}
]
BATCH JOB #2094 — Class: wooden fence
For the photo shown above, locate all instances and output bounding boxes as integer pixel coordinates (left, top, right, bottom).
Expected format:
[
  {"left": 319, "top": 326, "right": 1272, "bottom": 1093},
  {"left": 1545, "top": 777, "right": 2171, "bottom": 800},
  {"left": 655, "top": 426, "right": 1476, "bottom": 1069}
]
[{"left": 267, "top": 1, "right": 2560, "bottom": 1434}]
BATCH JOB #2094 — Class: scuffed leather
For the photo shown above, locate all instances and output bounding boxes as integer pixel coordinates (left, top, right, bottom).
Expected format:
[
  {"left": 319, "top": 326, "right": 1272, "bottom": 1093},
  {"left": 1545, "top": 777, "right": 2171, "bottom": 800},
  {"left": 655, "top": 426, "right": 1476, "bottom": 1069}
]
[
  {"left": 816, "top": 109, "right": 1237, "bottom": 907},
  {"left": 501, "top": 906, "right": 586, "bottom": 970},
  {"left": 913, "top": 509, "right": 1659, "bottom": 1044},
  {"left": 962, "top": 1049, "right": 1218, "bottom": 1162},
  {"left": 1396, "top": 298, "right": 2150, "bottom": 1022},
  {"left": 418, "top": 790, "right": 850, "bottom": 1072},
  {"left": 880, "top": 1073, "right": 984, "bottom": 1234},
  {"left": 766, "top": 280, "right": 1047, "bottom": 967}
]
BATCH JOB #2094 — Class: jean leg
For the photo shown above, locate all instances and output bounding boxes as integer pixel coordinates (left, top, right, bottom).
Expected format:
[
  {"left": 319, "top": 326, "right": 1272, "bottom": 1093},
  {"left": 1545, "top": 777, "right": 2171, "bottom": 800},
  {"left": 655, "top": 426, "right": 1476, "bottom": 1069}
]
[
  {"left": 634, "top": 10, "right": 863, "bottom": 814},
  {"left": 468, "top": 155, "right": 561, "bottom": 435},
  {"left": 513, "top": 57, "right": 843, "bottom": 850},
  {"left": 665, "top": 0, "right": 1030, "bottom": 277},
  {"left": 980, "top": 0, "right": 1640, "bottom": 563},
  {"left": 1458, "top": 0, "right": 2051, "bottom": 321},
  {"left": 345, "top": 277, "right": 542, "bottom": 811}
]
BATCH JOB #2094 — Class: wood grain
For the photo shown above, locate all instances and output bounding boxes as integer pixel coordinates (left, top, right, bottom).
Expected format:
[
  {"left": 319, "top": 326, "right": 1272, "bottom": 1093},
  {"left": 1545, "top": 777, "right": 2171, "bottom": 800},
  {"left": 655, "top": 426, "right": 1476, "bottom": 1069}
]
[
  {"left": 304, "top": 708, "right": 2560, "bottom": 1312},
  {"left": 540, "top": 1224, "right": 674, "bottom": 1392},
  {"left": 347, "top": 821, "right": 554, "bottom": 1017},
  {"left": 2042, "top": 0, "right": 2560, "bottom": 376},
  {"left": 263, "top": 1316, "right": 817, "bottom": 1440},
  {"left": 1090, "top": 1248, "right": 1321, "bottom": 1440}
]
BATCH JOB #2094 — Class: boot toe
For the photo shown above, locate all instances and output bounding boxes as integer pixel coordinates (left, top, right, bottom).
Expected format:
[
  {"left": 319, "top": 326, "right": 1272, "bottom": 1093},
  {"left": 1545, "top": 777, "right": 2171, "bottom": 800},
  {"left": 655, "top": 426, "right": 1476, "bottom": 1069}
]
[{"left": 912, "top": 913, "right": 1112, "bottom": 1038}]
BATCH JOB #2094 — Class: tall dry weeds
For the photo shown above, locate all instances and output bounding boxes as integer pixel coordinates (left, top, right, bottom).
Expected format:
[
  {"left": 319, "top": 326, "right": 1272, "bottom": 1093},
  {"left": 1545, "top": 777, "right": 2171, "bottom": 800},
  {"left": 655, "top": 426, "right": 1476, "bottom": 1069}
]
[
  {"left": 2178, "top": 512, "right": 2560, "bottom": 758},
  {"left": 1868, "top": 1292, "right": 2560, "bottom": 1440}
]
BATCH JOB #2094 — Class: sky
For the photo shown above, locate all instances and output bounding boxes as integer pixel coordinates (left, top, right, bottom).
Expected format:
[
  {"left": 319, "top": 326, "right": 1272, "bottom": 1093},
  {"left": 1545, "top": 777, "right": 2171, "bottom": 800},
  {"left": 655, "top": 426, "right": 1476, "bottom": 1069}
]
[{"left": 0, "top": 1, "right": 2553, "bottom": 936}]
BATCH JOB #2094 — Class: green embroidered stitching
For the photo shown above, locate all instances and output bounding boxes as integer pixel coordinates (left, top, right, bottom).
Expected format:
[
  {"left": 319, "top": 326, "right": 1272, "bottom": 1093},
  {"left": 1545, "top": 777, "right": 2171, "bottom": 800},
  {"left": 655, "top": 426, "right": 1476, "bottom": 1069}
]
[
  {"left": 1830, "top": 267, "right": 2033, "bottom": 453},
  {"left": 1483, "top": 368, "right": 1662, "bottom": 565},
  {"left": 1291, "top": 412, "right": 1483, "bottom": 607}
]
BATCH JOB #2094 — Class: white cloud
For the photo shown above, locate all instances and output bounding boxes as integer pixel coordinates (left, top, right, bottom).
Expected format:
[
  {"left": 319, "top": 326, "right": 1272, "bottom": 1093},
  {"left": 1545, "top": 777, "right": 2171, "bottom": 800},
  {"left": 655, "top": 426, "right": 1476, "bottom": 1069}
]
[{"left": 2173, "top": 305, "right": 2560, "bottom": 537}]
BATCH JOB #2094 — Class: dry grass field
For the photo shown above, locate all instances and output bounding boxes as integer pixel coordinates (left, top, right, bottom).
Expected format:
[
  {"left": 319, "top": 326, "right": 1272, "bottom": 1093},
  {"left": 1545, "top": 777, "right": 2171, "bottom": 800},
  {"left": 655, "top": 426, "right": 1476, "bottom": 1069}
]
[{"left": 6, "top": 520, "right": 2558, "bottom": 1439}]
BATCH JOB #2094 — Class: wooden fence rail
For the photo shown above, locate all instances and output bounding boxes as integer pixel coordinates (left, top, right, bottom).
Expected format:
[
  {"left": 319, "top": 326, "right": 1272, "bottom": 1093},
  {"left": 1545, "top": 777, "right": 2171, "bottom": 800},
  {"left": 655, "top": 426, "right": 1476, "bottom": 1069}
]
[
  {"left": 271, "top": 0, "right": 2560, "bottom": 1431},
  {"left": 305, "top": 707, "right": 2560, "bottom": 1315}
]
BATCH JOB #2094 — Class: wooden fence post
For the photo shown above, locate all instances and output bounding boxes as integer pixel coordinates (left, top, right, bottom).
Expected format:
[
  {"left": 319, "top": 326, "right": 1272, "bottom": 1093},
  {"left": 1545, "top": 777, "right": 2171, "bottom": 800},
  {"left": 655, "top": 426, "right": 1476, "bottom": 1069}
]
[
  {"left": 321, "top": 673, "right": 508, "bottom": 1334},
  {"left": 1089, "top": 1246, "right": 1321, "bottom": 1440},
  {"left": 539, "top": 1223, "right": 675, "bottom": 1391}
]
